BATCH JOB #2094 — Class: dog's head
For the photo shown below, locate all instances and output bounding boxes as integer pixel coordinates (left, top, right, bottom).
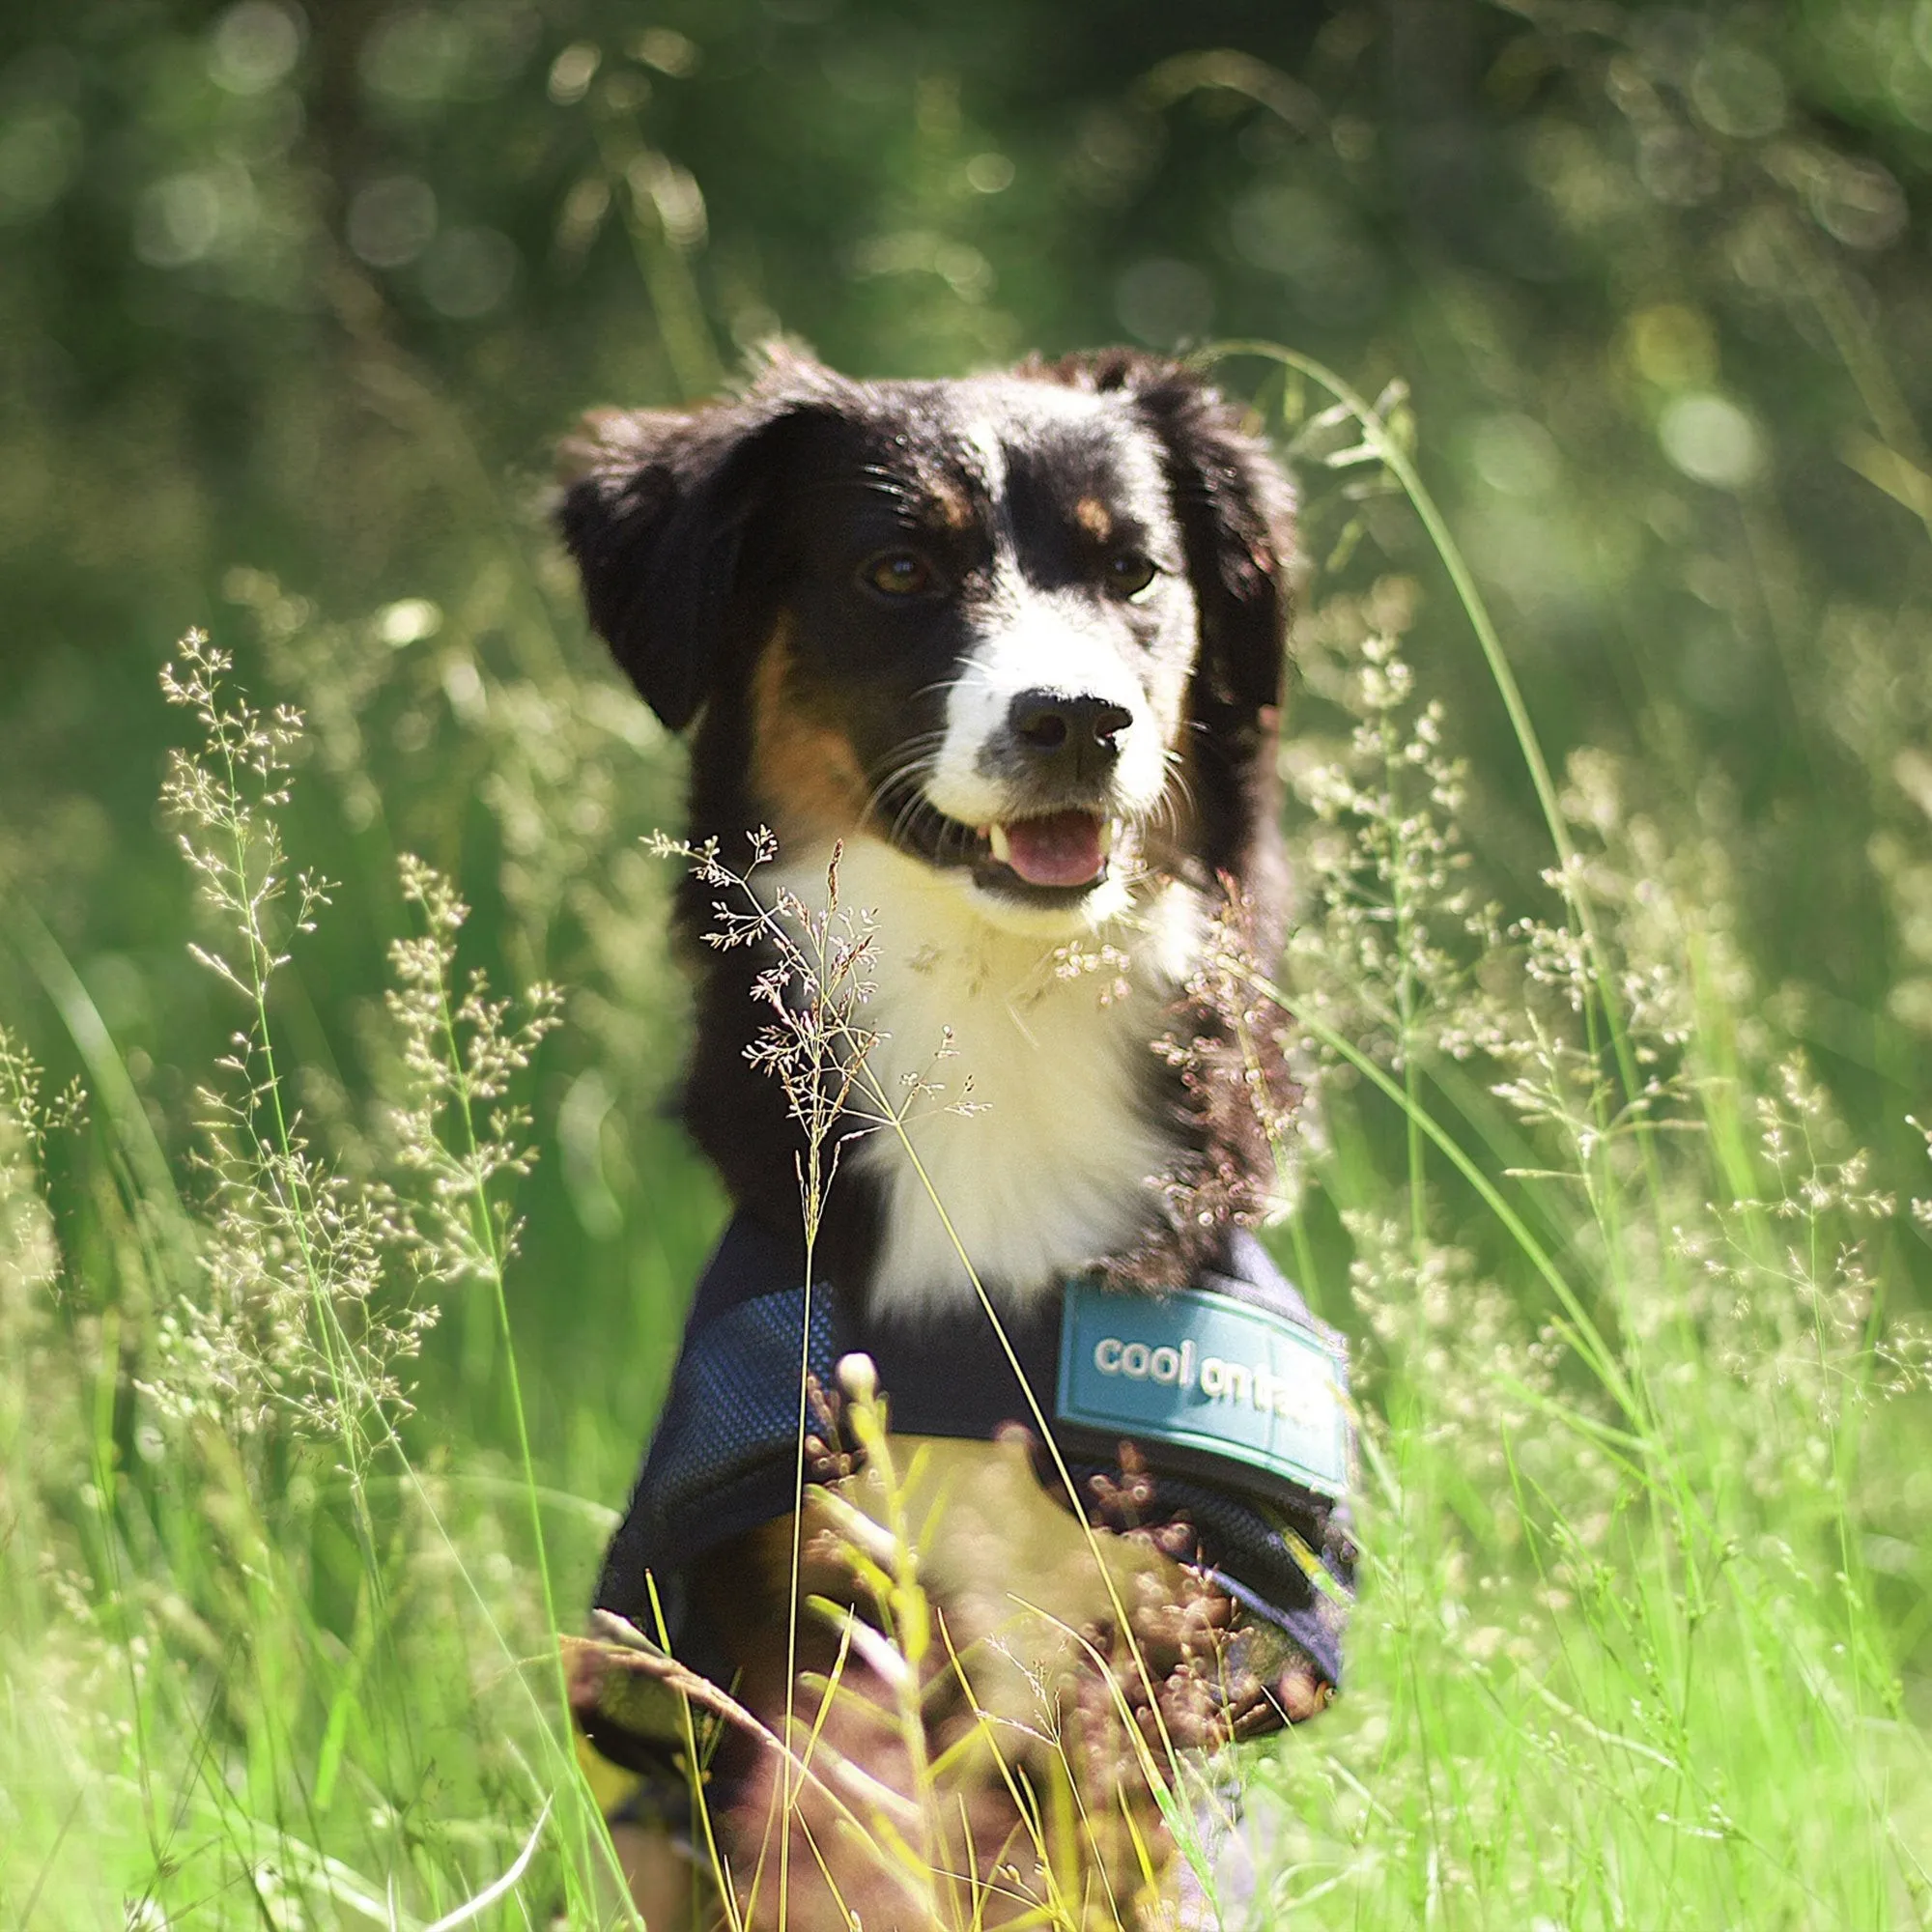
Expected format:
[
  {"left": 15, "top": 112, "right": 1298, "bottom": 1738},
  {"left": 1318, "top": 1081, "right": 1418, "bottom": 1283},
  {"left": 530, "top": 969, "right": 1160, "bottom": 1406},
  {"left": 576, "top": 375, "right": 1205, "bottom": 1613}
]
[{"left": 558, "top": 347, "right": 1293, "bottom": 933}]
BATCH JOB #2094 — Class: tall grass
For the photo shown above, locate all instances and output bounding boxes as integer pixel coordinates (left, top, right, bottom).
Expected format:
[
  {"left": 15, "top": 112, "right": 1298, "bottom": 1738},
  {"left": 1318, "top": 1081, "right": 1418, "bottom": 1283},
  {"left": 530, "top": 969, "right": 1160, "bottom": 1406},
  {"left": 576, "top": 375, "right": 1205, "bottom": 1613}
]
[
  {"left": 2, "top": 636, "right": 634, "bottom": 1926},
  {"left": 1223, "top": 356, "right": 1932, "bottom": 1926},
  {"left": 2, "top": 368, "right": 1929, "bottom": 1930}
]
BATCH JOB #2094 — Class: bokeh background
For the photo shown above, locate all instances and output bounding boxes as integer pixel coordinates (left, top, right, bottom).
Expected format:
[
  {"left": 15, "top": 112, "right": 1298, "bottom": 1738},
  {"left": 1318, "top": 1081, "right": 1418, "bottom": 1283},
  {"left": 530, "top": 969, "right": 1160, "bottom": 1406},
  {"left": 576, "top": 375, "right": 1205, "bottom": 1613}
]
[
  {"left": 5, "top": 0, "right": 1932, "bottom": 1918},
  {"left": 10, "top": 0, "right": 1932, "bottom": 1494}
]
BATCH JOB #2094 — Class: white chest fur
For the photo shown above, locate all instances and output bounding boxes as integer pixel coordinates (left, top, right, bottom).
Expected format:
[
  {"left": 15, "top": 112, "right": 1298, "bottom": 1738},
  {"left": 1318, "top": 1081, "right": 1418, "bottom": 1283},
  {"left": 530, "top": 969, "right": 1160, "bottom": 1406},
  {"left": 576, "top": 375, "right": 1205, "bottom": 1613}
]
[{"left": 766, "top": 838, "right": 1202, "bottom": 1317}]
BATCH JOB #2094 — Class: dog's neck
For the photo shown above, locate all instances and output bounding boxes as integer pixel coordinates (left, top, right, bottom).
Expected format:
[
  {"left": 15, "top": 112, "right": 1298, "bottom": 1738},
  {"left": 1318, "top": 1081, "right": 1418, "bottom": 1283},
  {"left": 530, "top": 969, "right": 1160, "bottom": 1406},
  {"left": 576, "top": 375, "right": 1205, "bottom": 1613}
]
[{"left": 762, "top": 834, "right": 1206, "bottom": 1318}]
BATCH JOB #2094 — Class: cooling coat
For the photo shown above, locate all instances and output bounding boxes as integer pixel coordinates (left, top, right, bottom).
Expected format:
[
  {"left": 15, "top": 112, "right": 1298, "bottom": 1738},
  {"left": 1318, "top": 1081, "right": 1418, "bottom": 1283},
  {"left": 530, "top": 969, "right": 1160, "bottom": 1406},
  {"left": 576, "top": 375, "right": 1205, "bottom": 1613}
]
[{"left": 575, "top": 1214, "right": 1356, "bottom": 1790}]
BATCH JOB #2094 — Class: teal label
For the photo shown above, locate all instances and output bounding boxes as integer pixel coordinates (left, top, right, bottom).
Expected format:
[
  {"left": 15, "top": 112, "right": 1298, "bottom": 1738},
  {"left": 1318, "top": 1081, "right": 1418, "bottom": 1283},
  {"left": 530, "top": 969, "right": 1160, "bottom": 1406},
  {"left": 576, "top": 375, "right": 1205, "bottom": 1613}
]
[{"left": 1056, "top": 1281, "right": 1350, "bottom": 1501}]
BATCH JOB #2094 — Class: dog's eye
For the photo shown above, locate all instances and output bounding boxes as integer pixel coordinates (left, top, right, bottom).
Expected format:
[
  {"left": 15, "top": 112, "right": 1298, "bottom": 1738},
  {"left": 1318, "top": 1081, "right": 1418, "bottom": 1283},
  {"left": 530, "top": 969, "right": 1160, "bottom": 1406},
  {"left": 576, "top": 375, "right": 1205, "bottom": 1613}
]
[
  {"left": 1106, "top": 552, "right": 1158, "bottom": 598},
  {"left": 860, "top": 551, "right": 939, "bottom": 599}
]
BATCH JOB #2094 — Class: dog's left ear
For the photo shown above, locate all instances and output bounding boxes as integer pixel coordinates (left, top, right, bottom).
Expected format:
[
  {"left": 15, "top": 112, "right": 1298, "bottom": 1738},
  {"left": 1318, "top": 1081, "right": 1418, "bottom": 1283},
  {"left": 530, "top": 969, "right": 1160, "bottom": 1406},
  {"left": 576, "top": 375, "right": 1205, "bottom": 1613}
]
[{"left": 1134, "top": 367, "right": 1294, "bottom": 722}]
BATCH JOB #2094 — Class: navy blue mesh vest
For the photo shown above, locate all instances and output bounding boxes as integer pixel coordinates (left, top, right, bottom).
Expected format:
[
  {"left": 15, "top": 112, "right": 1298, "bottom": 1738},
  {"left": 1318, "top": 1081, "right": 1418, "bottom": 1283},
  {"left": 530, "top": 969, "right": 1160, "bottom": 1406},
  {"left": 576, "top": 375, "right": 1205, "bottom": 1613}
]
[{"left": 586, "top": 1213, "right": 1354, "bottom": 1763}]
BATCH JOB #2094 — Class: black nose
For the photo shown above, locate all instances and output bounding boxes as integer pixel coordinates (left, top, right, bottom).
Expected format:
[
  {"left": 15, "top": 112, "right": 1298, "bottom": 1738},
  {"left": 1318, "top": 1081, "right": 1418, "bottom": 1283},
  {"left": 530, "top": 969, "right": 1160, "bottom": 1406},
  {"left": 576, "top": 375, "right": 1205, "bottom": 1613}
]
[{"left": 1007, "top": 691, "right": 1133, "bottom": 782}]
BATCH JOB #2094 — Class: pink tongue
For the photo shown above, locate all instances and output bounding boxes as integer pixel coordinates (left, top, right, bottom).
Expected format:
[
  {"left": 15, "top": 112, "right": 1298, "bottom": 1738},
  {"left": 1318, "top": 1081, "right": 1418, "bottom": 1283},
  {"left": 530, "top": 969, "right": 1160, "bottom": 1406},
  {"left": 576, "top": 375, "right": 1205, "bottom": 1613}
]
[{"left": 1001, "top": 811, "right": 1105, "bottom": 888}]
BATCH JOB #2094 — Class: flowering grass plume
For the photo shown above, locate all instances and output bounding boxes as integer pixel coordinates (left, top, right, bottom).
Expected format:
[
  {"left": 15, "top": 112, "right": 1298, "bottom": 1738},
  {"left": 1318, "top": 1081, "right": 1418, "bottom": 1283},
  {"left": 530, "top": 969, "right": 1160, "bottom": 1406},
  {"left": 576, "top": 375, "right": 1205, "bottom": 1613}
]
[
  {"left": 149, "top": 630, "right": 429, "bottom": 1445},
  {"left": 388, "top": 851, "right": 562, "bottom": 1289},
  {"left": 0, "top": 633, "right": 630, "bottom": 1928}
]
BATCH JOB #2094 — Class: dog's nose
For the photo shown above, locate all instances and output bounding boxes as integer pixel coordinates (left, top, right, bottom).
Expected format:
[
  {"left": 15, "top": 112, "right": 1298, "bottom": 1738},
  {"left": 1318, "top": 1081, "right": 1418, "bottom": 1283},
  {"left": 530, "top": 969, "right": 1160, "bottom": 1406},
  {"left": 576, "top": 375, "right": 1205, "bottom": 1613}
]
[{"left": 1007, "top": 691, "right": 1134, "bottom": 782}]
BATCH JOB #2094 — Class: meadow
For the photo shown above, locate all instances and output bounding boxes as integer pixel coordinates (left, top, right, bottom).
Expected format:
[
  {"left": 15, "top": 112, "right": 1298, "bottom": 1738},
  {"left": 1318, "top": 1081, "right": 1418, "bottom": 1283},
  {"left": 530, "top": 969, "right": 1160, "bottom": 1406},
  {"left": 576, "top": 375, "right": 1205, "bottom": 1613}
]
[{"left": 3, "top": 2, "right": 1932, "bottom": 1924}]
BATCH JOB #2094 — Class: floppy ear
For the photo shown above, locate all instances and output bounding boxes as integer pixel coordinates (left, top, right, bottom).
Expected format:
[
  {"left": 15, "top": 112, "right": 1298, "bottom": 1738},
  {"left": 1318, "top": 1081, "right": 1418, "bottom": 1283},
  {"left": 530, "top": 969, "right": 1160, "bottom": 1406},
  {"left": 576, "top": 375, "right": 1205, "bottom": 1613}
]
[
  {"left": 555, "top": 370, "right": 822, "bottom": 731},
  {"left": 1134, "top": 367, "right": 1293, "bottom": 722}
]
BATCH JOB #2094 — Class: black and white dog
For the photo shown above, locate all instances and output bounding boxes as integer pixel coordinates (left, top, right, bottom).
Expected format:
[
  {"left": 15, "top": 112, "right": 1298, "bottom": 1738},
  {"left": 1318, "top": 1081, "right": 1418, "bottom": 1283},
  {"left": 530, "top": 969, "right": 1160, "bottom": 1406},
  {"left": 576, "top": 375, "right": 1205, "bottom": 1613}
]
[{"left": 559, "top": 349, "right": 1350, "bottom": 1928}]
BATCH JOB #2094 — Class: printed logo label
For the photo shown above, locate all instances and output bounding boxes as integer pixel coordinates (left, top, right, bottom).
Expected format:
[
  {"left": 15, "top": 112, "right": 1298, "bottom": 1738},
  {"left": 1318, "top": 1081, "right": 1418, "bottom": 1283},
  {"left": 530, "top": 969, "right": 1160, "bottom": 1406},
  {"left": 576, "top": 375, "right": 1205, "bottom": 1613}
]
[{"left": 1056, "top": 1281, "right": 1349, "bottom": 1501}]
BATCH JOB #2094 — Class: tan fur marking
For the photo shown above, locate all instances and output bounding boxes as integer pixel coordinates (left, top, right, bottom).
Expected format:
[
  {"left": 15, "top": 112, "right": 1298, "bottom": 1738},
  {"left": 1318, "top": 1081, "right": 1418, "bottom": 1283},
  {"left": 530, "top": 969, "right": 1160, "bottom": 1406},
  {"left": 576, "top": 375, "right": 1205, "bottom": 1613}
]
[
  {"left": 926, "top": 478, "right": 974, "bottom": 531},
  {"left": 1074, "top": 495, "right": 1113, "bottom": 542},
  {"left": 750, "top": 622, "right": 868, "bottom": 836}
]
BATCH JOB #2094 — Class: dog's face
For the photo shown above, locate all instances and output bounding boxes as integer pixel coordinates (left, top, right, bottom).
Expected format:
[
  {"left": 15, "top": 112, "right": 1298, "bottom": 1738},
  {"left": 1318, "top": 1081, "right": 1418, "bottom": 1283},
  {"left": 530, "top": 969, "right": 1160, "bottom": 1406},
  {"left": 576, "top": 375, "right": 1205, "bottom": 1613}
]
[
  {"left": 559, "top": 349, "right": 1291, "bottom": 935},
  {"left": 754, "top": 381, "right": 1193, "bottom": 930}
]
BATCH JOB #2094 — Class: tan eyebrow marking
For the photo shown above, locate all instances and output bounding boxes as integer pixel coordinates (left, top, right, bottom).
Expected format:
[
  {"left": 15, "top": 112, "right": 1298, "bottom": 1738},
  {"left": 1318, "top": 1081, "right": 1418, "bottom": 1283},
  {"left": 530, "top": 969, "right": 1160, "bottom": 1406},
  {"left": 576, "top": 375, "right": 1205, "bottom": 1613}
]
[
  {"left": 925, "top": 478, "right": 975, "bottom": 531},
  {"left": 1073, "top": 496, "right": 1113, "bottom": 542}
]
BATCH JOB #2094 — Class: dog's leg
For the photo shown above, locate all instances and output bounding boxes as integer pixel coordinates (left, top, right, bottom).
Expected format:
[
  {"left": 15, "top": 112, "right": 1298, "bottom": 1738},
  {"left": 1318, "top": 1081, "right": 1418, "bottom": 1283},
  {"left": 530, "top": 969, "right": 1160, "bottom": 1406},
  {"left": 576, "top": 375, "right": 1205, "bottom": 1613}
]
[{"left": 603, "top": 1818, "right": 701, "bottom": 1930}]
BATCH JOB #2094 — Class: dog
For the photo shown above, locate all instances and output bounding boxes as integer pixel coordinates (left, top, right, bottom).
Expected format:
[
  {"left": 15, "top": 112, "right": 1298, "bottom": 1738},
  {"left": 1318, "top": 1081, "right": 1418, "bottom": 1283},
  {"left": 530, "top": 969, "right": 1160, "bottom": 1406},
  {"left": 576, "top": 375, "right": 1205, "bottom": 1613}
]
[{"left": 557, "top": 347, "right": 1353, "bottom": 1929}]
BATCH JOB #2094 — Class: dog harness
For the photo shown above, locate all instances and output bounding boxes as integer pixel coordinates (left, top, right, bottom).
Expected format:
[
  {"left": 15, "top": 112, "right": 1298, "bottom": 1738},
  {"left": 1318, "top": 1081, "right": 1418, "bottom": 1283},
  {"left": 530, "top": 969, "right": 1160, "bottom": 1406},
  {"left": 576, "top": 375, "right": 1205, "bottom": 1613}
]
[{"left": 581, "top": 1213, "right": 1354, "bottom": 1778}]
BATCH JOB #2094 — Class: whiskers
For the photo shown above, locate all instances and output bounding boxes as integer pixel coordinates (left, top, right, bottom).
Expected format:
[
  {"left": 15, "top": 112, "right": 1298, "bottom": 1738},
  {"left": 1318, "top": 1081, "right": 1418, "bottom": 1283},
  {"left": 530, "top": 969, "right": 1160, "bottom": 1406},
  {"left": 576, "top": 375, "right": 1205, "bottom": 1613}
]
[
  {"left": 1147, "top": 747, "right": 1197, "bottom": 845},
  {"left": 864, "top": 735, "right": 970, "bottom": 861},
  {"left": 839, "top": 679, "right": 1199, "bottom": 896},
  {"left": 863, "top": 680, "right": 975, "bottom": 861}
]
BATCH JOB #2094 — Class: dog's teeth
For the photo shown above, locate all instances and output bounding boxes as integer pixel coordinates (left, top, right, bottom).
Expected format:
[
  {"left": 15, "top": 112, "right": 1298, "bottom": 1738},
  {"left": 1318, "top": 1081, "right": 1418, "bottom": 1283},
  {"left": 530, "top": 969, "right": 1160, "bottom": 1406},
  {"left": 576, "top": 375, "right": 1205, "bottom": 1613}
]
[
  {"left": 988, "top": 824, "right": 1011, "bottom": 866},
  {"left": 1099, "top": 819, "right": 1117, "bottom": 858}
]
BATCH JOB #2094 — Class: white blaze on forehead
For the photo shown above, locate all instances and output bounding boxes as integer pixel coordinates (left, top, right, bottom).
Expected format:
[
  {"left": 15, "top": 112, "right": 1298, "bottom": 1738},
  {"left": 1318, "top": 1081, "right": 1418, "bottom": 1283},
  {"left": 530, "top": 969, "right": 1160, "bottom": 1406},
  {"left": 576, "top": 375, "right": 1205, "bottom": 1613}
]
[
  {"left": 963, "top": 417, "right": 1009, "bottom": 504},
  {"left": 924, "top": 598, "right": 1168, "bottom": 828}
]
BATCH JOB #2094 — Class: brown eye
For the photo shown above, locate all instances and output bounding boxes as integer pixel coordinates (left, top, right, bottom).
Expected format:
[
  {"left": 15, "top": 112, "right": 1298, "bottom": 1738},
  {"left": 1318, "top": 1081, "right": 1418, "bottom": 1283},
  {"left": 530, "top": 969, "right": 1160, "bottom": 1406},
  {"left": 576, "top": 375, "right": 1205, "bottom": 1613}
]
[
  {"left": 1106, "top": 552, "right": 1158, "bottom": 598},
  {"left": 861, "top": 551, "right": 937, "bottom": 598}
]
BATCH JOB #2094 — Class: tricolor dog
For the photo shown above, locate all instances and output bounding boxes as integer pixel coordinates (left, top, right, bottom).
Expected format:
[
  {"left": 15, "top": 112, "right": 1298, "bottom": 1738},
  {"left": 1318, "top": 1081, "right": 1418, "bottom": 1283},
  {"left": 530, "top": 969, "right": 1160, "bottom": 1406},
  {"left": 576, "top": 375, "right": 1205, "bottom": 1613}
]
[{"left": 558, "top": 348, "right": 1354, "bottom": 1929}]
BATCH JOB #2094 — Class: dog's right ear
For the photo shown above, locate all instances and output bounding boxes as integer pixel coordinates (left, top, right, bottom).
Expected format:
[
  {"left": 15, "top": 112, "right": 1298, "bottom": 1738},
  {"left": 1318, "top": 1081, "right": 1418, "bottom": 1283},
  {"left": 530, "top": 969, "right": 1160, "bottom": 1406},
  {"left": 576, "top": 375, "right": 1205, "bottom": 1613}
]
[{"left": 555, "top": 383, "right": 810, "bottom": 731}]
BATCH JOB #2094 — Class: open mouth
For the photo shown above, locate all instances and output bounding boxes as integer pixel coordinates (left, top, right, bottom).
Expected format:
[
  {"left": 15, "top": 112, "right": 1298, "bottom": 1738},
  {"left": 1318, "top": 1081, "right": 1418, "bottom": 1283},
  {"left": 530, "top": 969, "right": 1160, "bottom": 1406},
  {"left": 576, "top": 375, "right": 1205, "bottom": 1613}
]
[
  {"left": 884, "top": 794, "right": 1122, "bottom": 898},
  {"left": 982, "top": 810, "right": 1115, "bottom": 889}
]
